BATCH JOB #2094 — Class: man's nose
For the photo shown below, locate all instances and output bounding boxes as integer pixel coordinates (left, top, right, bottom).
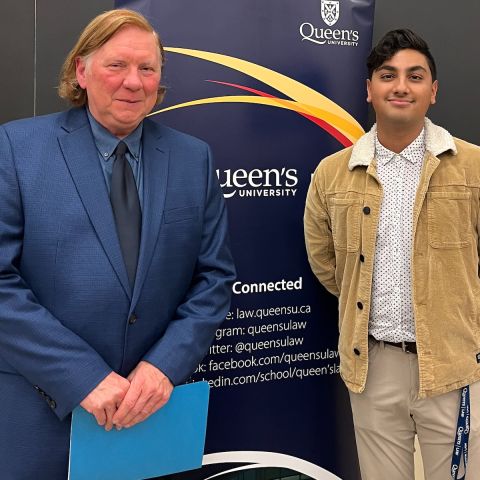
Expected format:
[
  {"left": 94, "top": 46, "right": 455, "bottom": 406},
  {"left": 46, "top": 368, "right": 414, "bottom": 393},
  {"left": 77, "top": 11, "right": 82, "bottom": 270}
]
[
  {"left": 123, "top": 68, "right": 142, "bottom": 90},
  {"left": 393, "top": 75, "right": 409, "bottom": 94}
]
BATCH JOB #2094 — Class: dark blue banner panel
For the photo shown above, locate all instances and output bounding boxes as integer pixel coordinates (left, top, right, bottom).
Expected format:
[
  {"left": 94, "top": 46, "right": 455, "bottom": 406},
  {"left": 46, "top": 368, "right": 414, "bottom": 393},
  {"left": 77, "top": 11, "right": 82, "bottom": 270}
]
[{"left": 117, "top": 1, "right": 375, "bottom": 478}]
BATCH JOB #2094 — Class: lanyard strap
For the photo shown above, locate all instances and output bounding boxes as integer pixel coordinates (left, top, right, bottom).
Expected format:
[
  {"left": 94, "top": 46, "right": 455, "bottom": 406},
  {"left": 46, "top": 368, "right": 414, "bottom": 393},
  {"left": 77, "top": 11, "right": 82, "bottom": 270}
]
[{"left": 451, "top": 386, "right": 470, "bottom": 479}]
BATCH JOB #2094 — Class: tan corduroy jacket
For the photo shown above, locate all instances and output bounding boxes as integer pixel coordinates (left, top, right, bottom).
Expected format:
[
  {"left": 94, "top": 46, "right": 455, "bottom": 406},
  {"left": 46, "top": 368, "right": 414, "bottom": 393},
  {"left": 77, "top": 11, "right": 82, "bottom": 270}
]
[{"left": 304, "top": 118, "right": 480, "bottom": 398}]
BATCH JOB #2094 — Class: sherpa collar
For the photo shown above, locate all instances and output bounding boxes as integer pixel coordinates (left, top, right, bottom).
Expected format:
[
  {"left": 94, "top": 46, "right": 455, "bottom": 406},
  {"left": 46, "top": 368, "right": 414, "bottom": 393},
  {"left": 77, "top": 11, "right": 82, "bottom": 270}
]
[{"left": 348, "top": 118, "right": 457, "bottom": 171}]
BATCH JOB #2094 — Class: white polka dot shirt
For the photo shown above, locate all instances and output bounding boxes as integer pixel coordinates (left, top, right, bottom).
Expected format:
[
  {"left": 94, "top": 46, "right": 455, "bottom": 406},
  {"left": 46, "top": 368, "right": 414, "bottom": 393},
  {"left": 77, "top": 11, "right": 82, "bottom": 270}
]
[{"left": 369, "top": 129, "right": 426, "bottom": 342}]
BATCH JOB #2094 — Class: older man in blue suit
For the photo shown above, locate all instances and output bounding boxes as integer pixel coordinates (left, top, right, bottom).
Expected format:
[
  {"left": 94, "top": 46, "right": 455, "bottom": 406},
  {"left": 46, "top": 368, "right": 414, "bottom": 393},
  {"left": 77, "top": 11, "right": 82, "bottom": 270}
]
[{"left": 0, "top": 9, "right": 235, "bottom": 479}]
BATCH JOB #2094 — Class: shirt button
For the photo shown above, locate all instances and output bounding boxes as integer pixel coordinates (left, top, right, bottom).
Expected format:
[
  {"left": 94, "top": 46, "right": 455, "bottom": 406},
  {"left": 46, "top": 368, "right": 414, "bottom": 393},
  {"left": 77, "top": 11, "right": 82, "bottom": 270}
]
[
  {"left": 354, "top": 348, "right": 361, "bottom": 356},
  {"left": 128, "top": 313, "right": 137, "bottom": 325},
  {"left": 359, "top": 254, "right": 365, "bottom": 262},
  {"left": 357, "top": 302, "right": 363, "bottom": 310},
  {"left": 363, "top": 206, "right": 371, "bottom": 215}
]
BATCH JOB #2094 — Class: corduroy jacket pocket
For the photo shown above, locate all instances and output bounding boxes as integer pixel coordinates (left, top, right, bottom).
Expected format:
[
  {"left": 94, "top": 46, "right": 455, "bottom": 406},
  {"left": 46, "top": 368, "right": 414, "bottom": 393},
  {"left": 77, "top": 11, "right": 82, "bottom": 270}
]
[
  {"left": 330, "top": 197, "right": 362, "bottom": 252},
  {"left": 427, "top": 191, "right": 471, "bottom": 248}
]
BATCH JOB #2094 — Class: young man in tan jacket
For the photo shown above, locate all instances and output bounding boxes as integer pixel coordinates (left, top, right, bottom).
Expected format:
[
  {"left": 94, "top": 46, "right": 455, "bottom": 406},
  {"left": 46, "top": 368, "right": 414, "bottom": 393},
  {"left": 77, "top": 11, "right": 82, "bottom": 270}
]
[{"left": 305, "top": 29, "right": 479, "bottom": 480}]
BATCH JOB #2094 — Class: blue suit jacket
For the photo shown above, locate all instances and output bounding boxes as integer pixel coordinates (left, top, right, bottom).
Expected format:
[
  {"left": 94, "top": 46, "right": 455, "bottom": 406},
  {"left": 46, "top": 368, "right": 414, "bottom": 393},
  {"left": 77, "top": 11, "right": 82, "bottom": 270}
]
[{"left": 0, "top": 107, "right": 235, "bottom": 478}]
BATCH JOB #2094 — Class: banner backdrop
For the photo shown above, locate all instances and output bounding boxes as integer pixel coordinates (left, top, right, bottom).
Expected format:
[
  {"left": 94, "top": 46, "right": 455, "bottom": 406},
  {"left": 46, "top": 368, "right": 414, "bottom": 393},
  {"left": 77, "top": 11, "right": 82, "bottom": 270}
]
[{"left": 117, "top": 1, "right": 375, "bottom": 479}]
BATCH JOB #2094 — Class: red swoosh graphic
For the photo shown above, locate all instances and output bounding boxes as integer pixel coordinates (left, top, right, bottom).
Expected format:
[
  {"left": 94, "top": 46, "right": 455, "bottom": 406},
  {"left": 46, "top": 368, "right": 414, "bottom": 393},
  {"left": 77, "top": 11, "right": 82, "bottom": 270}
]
[{"left": 207, "top": 80, "right": 352, "bottom": 147}]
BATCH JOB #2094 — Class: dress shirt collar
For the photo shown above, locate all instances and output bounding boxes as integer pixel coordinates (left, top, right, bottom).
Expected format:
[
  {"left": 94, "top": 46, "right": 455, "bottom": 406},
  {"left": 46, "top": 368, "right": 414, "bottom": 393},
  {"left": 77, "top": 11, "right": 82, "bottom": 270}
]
[
  {"left": 375, "top": 128, "right": 426, "bottom": 166},
  {"left": 86, "top": 108, "right": 143, "bottom": 161}
]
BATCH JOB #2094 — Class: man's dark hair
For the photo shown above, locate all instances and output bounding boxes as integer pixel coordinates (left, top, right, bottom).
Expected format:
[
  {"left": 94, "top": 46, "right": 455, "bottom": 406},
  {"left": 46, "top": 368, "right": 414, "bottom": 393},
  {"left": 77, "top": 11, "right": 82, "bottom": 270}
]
[{"left": 367, "top": 29, "right": 437, "bottom": 81}]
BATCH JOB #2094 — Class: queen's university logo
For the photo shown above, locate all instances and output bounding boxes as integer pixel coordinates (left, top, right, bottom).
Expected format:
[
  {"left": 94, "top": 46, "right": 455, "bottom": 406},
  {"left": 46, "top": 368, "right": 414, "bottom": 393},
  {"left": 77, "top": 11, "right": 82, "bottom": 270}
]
[
  {"left": 150, "top": 48, "right": 363, "bottom": 148},
  {"left": 321, "top": 0, "right": 340, "bottom": 27}
]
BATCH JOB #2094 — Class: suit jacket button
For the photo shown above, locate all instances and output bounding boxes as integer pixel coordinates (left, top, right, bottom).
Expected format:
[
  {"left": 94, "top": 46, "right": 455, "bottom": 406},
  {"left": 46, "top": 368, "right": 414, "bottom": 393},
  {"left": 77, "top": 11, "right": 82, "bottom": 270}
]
[
  {"left": 48, "top": 398, "right": 57, "bottom": 409},
  {"left": 354, "top": 348, "right": 361, "bottom": 356},
  {"left": 359, "top": 254, "right": 365, "bottom": 262},
  {"left": 128, "top": 313, "right": 137, "bottom": 325},
  {"left": 363, "top": 206, "right": 371, "bottom": 215},
  {"left": 357, "top": 301, "right": 363, "bottom": 310}
]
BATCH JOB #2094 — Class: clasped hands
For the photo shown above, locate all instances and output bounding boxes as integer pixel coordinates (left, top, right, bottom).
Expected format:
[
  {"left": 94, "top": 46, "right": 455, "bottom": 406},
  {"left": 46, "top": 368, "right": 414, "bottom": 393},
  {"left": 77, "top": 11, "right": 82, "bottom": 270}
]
[{"left": 80, "top": 360, "right": 173, "bottom": 431}]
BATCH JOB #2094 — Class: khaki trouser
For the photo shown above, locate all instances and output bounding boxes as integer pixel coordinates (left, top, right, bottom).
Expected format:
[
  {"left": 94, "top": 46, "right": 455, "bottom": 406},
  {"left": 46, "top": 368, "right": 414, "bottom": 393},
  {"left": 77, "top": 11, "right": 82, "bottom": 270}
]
[{"left": 349, "top": 338, "right": 479, "bottom": 480}]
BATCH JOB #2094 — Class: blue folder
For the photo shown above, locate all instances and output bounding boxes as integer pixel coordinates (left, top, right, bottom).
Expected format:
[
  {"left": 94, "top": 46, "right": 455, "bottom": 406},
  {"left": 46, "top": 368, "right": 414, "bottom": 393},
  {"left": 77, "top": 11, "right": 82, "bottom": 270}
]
[{"left": 68, "top": 381, "right": 210, "bottom": 480}]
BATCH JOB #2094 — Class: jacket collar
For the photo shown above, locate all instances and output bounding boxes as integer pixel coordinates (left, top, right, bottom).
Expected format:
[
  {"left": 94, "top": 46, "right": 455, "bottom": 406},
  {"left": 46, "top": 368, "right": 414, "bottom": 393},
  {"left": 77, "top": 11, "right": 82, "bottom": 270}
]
[
  {"left": 58, "top": 107, "right": 170, "bottom": 306},
  {"left": 348, "top": 117, "right": 457, "bottom": 171}
]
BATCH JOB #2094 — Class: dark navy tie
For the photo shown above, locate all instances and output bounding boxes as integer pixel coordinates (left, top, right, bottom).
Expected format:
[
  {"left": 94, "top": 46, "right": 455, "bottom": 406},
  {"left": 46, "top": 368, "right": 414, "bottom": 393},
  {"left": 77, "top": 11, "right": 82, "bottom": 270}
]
[{"left": 110, "top": 141, "right": 141, "bottom": 290}]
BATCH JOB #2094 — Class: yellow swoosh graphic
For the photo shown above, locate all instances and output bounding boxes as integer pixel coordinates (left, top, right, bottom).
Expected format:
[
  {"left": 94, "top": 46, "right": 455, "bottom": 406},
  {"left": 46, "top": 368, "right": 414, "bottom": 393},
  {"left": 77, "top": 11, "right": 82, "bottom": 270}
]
[
  {"left": 150, "top": 48, "right": 364, "bottom": 144},
  {"left": 158, "top": 96, "right": 359, "bottom": 139}
]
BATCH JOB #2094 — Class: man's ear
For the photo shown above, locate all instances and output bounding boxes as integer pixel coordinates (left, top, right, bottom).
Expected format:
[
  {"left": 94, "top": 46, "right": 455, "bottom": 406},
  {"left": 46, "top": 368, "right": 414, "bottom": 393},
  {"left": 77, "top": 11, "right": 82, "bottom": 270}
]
[
  {"left": 430, "top": 79, "right": 438, "bottom": 105},
  {"left": 366, "top": 79, "right": 372, "bottom": 103},
  {"left": 75, "top": 57, "right": 87, "bottom": 89}
]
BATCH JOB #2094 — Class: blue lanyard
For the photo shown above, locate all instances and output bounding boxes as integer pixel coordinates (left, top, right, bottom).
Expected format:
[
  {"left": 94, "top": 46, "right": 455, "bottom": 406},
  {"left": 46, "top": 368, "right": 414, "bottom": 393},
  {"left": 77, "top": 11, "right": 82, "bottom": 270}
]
[{"left": 450, "top": 386, "right": 470, "bottom": 479}]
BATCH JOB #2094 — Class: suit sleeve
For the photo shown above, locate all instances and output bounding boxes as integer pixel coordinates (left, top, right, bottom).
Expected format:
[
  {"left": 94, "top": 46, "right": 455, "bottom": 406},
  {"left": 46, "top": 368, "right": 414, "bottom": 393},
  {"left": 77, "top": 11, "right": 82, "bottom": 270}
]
[
  {"left": 142, "top": 145, "right": 236, "bottom": 384},
  {"left": 304, "top": 166, "right": 339, "bottom": 297},
  {"left": 0, "top": 126, "right": 112, "bottom": 420}
]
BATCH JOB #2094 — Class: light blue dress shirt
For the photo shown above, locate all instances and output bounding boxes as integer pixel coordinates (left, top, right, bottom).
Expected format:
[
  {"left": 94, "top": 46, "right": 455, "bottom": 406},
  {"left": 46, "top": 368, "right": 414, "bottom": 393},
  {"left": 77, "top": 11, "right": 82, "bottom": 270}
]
[{"left": 86, "top": 109, "right": 144, "bottom": 209}]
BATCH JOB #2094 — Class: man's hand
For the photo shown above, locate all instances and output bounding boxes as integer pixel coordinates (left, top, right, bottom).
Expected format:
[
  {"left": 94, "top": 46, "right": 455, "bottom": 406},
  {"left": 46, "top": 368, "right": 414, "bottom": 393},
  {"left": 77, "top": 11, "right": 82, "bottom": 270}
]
[
  {"left": 80, "top": 372, "right": 130, "bottom": 431},
  {"left": 112, "top": 361, "right": 173, "bottom": 428}
]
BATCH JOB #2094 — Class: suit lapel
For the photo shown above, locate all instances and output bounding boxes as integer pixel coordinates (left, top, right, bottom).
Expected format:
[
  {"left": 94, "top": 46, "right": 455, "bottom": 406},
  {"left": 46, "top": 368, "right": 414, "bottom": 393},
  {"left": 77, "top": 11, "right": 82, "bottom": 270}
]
[
  {"left": 57, "top": 108, "right": 131, "bottom": 299},
  {"left": 131, "top": 119, "right": 169, "bottom": 308}
]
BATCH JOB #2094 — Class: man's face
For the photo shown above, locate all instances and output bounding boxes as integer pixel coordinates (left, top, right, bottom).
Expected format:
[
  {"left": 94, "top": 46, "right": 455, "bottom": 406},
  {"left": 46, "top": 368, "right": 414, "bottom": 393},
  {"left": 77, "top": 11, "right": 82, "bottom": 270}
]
[
  {"left": 76, "top": 26, "right": 161, "bottom": 138},
  {"left": 367, "top": 48, "right": 438, "bottom": 131}
]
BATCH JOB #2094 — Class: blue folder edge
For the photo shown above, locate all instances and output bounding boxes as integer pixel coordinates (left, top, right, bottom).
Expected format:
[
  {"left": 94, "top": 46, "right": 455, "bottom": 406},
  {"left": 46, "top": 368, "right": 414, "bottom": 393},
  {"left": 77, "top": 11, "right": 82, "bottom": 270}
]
[{"left": 68, "top": 381, "right": 210, "bottom": 480}]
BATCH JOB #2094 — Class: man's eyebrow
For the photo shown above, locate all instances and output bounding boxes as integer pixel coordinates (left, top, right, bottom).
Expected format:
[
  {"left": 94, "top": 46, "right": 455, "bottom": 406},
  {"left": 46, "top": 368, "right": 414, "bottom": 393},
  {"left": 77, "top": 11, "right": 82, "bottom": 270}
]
[{"left": 376, "top": 65, "right": 428, "bottom": 73}]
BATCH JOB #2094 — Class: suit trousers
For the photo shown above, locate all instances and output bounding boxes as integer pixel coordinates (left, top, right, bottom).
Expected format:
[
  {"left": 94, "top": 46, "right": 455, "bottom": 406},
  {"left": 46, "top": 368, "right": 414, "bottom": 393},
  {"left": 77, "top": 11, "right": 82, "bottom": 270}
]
[{"left": 349, "top": 338, "right": 479, "bottom": 480}]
